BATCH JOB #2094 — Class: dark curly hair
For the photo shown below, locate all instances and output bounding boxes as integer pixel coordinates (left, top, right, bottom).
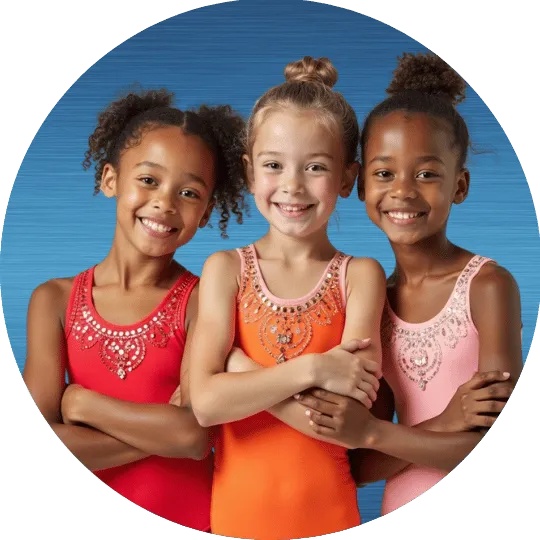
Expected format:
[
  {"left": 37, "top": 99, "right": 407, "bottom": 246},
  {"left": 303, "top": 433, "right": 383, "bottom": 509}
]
[
  {"left": 83, "top": 88, "right": 247, "bottom": 237},
  {"left": 361, "top": 52, "right": 470, "bottom": 168}
]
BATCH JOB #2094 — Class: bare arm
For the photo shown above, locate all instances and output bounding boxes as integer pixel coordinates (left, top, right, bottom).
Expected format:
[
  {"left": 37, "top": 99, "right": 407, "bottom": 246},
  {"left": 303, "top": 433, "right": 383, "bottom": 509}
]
[
  {"left": 61, "top": 283, "right": 210, "bottom": 460},
  {"left": 226, "top": 256, "right": 385, "bottom": 439},
  {"left": 189, "top": 252, "right": 375, "bottom": 427},
  {"left": 342, "top": 263, "right": 523, "bottom": 476},
  {"left": 23, "top": 281, "right": 147, "bottom": 472}
]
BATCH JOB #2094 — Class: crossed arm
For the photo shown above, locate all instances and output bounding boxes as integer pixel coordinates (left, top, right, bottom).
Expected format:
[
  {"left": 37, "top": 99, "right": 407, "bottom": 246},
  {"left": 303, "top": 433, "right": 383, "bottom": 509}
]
[{"left": 24, "top": 280, "right": 209, "bottom": 472}]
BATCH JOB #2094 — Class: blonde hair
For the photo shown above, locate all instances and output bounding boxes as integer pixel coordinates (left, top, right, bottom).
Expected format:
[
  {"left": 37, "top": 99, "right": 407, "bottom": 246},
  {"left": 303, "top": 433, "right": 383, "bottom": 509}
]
[{"left": 245, "top": 56, "right": 359, "bottom": 163}]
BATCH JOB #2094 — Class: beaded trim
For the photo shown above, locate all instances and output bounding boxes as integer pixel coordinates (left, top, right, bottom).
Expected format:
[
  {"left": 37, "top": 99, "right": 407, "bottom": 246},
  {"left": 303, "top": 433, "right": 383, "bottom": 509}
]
[
  {"left": 70, "top": 270, "right": 193, "bottom": 380},
  {"left": 238, "top": 246, "right": 346, "bottom": 364},
  {"left": 382, "top": 255, "right": 488, "bottom": 391}
]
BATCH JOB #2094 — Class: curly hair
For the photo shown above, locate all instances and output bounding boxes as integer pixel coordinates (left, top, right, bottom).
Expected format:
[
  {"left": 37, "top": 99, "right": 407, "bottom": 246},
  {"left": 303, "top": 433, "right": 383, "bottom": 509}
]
[
  {"left": 361, "top": 52, "right": 470, "bottom": 168},
  {"left": 245, "top": 56, "right": 359, "bottom": 164},
  {"left": 83, "top": 88, "right": 247, "bottom": 237}
]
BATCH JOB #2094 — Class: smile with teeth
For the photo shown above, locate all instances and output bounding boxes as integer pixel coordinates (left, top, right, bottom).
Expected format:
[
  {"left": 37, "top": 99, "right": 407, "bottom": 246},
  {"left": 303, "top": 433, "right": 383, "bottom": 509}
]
[
  {"left": 140, "top": 218, "right": 175, "bottom": 233},
  {"left": 385, "top": 211, "right": 425, "bottom": 221},
  {"left": 276, "top": 203, "right": 312, "bottom": 210}
]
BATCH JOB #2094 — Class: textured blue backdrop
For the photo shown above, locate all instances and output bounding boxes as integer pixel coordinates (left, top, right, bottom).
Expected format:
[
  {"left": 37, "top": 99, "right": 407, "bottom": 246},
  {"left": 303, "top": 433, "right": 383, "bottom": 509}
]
[{"left": 0, "top": 0, "right": 538, "bottom": 524}]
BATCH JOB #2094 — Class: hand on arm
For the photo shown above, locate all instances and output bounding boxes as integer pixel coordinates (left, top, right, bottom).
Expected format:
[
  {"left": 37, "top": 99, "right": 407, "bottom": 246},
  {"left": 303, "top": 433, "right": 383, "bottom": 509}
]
[
  {"left": 189, "top": 252, "right": 381, "bottom": 427},
  {"left": 224, "top": 256, "right": 385, "bottom": 440},
  {"left": 337, "top": 263, "right": 523, "bottom": 478},
  {"left": 23, "top": 281, "right": 147, "bottom": 472},
  {"left": 59, "top": 285, "right": 210, "bottom": 460}
]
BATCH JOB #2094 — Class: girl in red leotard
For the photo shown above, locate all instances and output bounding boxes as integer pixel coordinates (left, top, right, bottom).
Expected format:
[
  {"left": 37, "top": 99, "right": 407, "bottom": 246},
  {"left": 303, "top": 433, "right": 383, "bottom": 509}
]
[{"left": 22, "top": 88, "right": 246, "bottom": 530}]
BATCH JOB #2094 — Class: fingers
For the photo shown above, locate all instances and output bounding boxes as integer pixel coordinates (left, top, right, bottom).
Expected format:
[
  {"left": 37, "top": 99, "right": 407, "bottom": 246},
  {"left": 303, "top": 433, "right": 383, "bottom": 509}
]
[
  {"left": 309, "top": 422, "right": 337, "bottom": 439},
  {"left": 341, "top": 338, "right": 371, "bottom": 353},
  {"left": 350, "top": 387, "right": 373, "bottom": 409},
  {"left": 469, "top": 382, "right": 513, "bottom": 402},
  {"left": 295, "top": 393, "right": 341, "bottom": 416},
  {"left": 357, "top": 380, "right": 377, "bottom": 403},
  {"left": 359, "top": 370, "right": 380, "bottom": 394},
  {"left": 464, "top": 414, "right": 497, "bottom": 429},
  {"left": 466, "top": 371, "right": 511, "bottom": 391},
  {"left": 307, "top": 410, "right": 337, "bottom": 429},
  {"left": 311, "top": 388, "right": 344, "bottom": 405},
  {"left": 359, "top": 358, "right": 382, "bottom": 379},
  {"left": 463, "top": 396, "right": 506, "bottom": 415}
]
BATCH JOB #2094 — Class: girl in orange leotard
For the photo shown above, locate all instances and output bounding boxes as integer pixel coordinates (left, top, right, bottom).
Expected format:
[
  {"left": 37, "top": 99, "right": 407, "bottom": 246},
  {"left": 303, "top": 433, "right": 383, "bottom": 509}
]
[{"left": 188, "top": 56, "right": 386, "bottom": 539}]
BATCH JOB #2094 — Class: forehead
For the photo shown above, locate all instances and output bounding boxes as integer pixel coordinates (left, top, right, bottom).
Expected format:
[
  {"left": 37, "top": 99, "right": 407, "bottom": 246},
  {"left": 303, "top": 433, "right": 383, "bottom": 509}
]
[
  {"left": 254, "top": 108, "right": 342, "bottom": 156},
  {"left": 121, "top": 125, "right": 215, "bottom": 184},
  {"left": 365, "top": 111, "right": 455, "bottom": 157}
]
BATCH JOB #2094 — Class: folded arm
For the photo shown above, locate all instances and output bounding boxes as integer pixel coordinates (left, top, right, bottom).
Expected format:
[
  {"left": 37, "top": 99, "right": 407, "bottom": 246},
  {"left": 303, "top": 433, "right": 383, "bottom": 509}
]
[{"left": 23, "top": 280, "right": 148, "bottom": 472}]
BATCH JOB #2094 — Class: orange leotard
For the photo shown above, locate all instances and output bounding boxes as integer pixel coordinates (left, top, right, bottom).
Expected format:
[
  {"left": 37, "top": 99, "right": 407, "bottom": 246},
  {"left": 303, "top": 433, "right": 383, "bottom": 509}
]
[{"left": 211, "top": 245, "right": 360, "bottom": 540}]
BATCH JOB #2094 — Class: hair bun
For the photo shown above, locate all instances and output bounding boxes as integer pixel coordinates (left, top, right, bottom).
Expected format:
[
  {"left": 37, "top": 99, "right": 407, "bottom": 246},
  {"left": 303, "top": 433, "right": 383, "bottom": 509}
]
[
  {"left": 284, "top": 56, "right": 338, "bottom": 88},
  {"left": 386, "top": 52, "right": 466, "bottom": 106}
]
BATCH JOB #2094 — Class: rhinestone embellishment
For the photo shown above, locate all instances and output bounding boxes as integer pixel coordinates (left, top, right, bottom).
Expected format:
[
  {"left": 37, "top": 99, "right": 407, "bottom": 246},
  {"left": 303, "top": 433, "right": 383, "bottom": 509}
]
[
  {"left": 70, "top": 270, "right": 193, "bottom": 379},
  {"left": 382, "top": 256, "right": 488, "bottom": 391},
  {"left": 238, "top": 246, "right": 346, "bottom": 364}
]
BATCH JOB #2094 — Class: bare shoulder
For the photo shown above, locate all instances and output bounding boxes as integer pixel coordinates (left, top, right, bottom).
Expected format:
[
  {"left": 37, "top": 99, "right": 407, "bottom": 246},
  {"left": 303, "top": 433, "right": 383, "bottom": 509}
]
[
  {"left": 470, "top": 261, "right": 520, "bottom": 303},
  {"left": 202, "top": 249, "right": 241, "bottom": 277},
  {"left": 200, "top": 249, "right": 242, "bottom": 299},
  {"left": 30, "top": 277, "right": 75, "bottom": 314},
  {"left": 346, "top": 257, "right": 386, "bottom": 286}
]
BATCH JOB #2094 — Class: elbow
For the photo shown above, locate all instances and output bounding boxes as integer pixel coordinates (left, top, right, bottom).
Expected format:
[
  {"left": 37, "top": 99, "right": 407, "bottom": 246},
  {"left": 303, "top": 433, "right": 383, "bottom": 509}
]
[
  {"left": 191, "top": 394, "right": 221, "bottom": 428},
  {"left": 189, "top": 434, "right": 211, "bottom": 461},
  {"left": 160, "top": 428, "right": 209, "bottom": 460}
]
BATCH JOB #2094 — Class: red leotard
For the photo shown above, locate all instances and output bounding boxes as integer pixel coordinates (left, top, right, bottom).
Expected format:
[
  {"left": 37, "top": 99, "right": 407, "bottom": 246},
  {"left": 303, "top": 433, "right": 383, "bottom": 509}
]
[{"left": 64, "top": 267, "right": 212, "bottom": 530}]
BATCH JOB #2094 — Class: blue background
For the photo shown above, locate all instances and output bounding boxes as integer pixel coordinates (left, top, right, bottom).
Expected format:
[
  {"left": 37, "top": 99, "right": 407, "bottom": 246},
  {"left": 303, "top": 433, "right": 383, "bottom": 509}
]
[{"left": 1, "top": 0, "right": 538, "bottom": 523}]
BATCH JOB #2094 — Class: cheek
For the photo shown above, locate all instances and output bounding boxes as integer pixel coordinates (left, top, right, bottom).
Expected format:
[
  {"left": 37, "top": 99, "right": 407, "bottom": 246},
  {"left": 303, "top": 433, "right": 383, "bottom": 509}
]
[
  {"left": 118, "top": 185, "right": 146, "bottom": 207},
  {"left": 252, "top": 175, "right": 277, "bottom": 200}
]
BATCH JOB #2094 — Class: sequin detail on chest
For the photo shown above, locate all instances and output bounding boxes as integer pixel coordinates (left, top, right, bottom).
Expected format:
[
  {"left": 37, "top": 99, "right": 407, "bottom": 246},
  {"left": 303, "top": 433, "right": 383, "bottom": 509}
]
[
  {"left": 381, "top": 256, "right": 487, "bottom": 391},
  {"left": 70, "top": 271, "right": 190, "bottom": 379},
  {"left": 238, "top": 247, "right": 346, "bottom": 364}
]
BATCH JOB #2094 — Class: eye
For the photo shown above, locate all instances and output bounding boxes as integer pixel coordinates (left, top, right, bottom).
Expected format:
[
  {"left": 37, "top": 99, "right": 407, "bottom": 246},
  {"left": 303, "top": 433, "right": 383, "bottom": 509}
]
[
  {"left": 307, "top": 164, "right": 328, "bottom": 173},
  {"left": 263, "top": 161, "right": 281, "bottom": 170},
  {"left": 417, "top": 171, "right": 439, "bottom": 181},
  {"left": 180, "top": 189, "right": 200, "bottom": 199},
  {"left": 139, "top": 176, "right": 157, "bottom": 186},
  {"left": 374, "top": 170, "right": 393, "bottom": 180}
]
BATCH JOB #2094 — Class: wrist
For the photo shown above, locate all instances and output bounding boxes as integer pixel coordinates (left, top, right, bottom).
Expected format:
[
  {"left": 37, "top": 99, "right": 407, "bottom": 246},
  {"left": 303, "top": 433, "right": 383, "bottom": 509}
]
[
  {"left": 304, "top": 353, "right": 322, "bottom": 387},
  {"left": 67, "top": 387, "right": 92, "bottom": 424},
  {"left": 420, "top": 414, "right": 448, "bottom": 433},
  {"left": 362, "top": 418, "right": 386, "bottom": 451}
]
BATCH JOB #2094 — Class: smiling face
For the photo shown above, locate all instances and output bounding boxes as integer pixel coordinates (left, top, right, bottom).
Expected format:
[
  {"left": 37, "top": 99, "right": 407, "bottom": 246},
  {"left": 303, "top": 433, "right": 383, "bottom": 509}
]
[
  {"left": 245, "top": 108, "right": 357, "bottom": 239},
  {"left": 360, "top": 111, "right": 469, "bottom": 246},
  {"left": 101, "top": 125, "right": 216, "bottom": 258}
]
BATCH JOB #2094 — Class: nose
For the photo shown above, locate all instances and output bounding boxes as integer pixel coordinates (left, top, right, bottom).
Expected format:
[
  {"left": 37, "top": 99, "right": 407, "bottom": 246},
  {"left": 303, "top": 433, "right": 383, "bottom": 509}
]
[
  {"left": 389, "top": 174, "right": 418, "bottom": 201},
  {"left": 153, "top": 187, "right": 177, "bottom": 214},
  {"left": 280, "top": 169, "right": 306, "bottom": 195}
]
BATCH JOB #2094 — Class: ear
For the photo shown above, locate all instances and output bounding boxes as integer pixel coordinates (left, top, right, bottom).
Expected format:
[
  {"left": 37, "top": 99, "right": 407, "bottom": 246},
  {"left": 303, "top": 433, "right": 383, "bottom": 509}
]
[
  {"left": 453, "top": 168, "right": 470, "bottom": 205},
  {"left": 340, "top": 161, "right": 359, "bottom": 199},
  {"left": 100, "top": 164, "right": 118, "bottom": 198},
  {"left": 199, "top": 198, "right": 216, "bottom": 229},
  {"left": 356, "top": 164, "right": 366, "bottom": 201},
  {"left": 242, "top": 154, "right": 255, "bottom": 194}
]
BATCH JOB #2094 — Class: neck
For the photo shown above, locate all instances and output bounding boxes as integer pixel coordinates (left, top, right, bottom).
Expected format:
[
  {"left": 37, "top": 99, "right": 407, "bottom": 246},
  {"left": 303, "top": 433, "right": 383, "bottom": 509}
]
[
  {"left": 390, "top": 228, "right": 461, "bottom": 284},
  {"left": 97, "top": 231, "right": 178, "bottom": 289},
  {"left": 258, "top": 225, "right": 336, "bottom": 262}
]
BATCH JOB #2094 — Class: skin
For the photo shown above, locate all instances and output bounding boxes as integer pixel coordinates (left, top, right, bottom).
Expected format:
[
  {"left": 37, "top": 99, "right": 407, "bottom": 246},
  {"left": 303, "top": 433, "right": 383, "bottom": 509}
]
[
  {"left": 24, "top": 125, "right": 218, "bottom": 470},
  {"left": 300, "top": 111, "right": 522, "bottom": 477},
  {"left": 188, "top": 108, "right": 386, "bottom": 428}
]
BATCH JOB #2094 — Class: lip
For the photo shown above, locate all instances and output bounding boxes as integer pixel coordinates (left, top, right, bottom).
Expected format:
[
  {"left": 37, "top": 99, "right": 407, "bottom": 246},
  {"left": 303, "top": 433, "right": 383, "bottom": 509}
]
[
  {"left": 272, "top": 202, "right": 315, "bottom": 219},
  {"left": 138, "top": 217, "right": 178, "bottom": 238}
]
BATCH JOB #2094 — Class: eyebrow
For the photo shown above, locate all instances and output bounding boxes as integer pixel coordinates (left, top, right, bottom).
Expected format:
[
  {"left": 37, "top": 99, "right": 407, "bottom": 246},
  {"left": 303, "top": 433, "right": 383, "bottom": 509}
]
[
  {"left": 135, "top": 161, "right": 208, "bottom": 187},
  {"left": 367, "top": 155, "right": 445, "bottom": 166},
  {"left": 256, "top": 151, "right": 334, "bottom": 160}
]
